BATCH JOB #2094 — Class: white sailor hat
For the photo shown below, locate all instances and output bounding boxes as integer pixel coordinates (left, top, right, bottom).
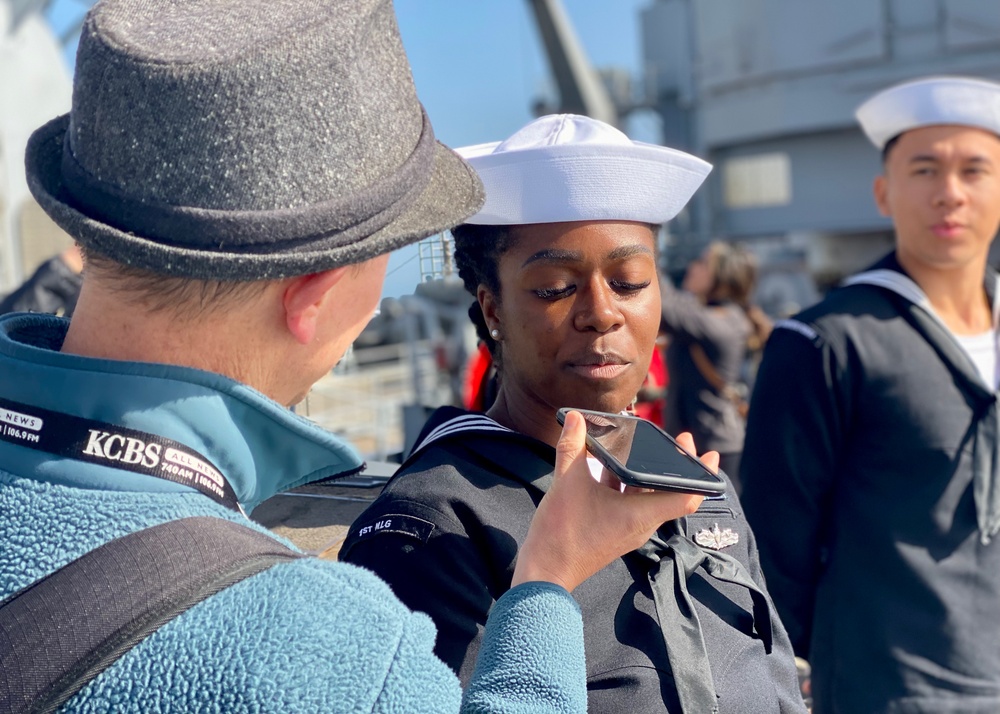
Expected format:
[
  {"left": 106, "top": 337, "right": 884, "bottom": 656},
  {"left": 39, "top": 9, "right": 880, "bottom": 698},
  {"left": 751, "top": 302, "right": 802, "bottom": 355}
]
[
  {"left": 855, "top": 75, "right": 1000, "bottom": 150},
  {"left": 455, "top": 114, "right": 712, "bottom": 225}
]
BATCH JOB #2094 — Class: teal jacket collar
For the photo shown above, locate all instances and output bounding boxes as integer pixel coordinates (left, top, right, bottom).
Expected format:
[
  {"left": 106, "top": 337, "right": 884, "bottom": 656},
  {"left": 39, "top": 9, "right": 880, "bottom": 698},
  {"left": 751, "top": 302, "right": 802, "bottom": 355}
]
[{"left": 0, "top": 313, "right": 364, "bottom": 512}]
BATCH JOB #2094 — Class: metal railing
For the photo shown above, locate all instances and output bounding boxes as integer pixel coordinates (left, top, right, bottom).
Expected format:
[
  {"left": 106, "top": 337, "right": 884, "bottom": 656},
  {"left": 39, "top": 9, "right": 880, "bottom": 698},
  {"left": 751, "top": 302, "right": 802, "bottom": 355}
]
[{"left": 300, "top": 340, "right": 447, "bottom": 461}]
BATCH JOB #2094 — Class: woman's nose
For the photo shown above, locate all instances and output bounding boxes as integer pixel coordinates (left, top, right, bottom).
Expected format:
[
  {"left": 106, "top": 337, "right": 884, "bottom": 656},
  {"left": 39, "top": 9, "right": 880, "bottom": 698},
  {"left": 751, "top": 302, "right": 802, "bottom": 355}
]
[{"left": 574, "top": 280, "right": 623, "bottom": 333}]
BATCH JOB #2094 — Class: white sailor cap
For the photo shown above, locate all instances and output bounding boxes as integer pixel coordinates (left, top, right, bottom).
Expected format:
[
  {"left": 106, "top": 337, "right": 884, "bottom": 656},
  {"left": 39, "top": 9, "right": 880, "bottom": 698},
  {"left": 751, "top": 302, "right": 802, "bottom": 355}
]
[
  {"left": 855, "top": 75, "right": 1000, "bottom": 150},
  {"left": 455, "top": 114, "right": 712, "bottom": 226}
]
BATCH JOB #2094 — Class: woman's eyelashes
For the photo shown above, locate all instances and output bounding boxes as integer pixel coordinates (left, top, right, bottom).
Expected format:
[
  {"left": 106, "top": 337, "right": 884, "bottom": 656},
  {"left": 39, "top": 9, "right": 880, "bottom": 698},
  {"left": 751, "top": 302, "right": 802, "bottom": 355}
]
[
  {"left": 532, "top": 278, "right": 651, "bottom": 301},
  {"left": 533, "top": 285, "right": 574, "bottom": 300},
  {"left": 610, "top": 279, "right": 651, "bottom": 294}
]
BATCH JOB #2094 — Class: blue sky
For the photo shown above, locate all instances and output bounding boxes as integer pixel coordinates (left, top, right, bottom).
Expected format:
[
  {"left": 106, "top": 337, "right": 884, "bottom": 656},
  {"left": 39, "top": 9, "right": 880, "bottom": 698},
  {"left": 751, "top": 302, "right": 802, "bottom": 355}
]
[
  {"left": 48, "top": 0, "right": 655, "bottom": 298},
  {"left": 395, "top": 1, "right": 653, "bottom": 147}
]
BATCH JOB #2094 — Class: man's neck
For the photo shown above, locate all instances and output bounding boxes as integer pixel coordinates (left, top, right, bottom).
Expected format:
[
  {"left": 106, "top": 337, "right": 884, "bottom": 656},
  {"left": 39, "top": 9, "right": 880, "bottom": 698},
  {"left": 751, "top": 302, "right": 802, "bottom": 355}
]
[
  {"left": 896, "top": 251, "right": 993, "bottom": 335},
  {"left": 62, "top": 284, "right": 283, "bottom": 400}
]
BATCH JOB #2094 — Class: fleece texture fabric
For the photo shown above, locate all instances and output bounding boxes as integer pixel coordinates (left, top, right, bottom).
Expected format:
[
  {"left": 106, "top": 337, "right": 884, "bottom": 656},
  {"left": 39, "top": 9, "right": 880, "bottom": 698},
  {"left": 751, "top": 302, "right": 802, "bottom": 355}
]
[{"left": 0, "top": 312, "right": 586, "bottom": 713}]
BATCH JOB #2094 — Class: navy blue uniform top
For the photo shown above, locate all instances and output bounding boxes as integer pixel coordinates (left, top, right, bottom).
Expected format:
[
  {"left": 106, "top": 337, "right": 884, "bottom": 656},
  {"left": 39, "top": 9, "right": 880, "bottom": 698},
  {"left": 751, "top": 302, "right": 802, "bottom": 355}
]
[
  {"left": 342, "top": 407, "right": 805, "bottom": 714},
  {"left": 741, "top": 252, "right": 1000, "bottom": 713}
]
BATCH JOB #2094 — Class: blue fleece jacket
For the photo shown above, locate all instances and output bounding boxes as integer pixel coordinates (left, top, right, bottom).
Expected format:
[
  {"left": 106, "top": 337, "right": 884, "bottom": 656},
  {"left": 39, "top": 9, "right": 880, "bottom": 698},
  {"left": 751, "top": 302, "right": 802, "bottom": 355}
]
[{"left": 0, "top": 313, "right": 586, "bottom": 713}]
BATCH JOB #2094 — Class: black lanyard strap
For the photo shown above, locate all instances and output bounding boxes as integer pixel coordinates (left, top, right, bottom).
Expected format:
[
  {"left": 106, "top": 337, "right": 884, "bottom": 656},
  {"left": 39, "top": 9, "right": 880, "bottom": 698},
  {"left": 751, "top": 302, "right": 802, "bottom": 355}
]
[
  {"left": 0, "top": 397, "right": 240, "bottom": 511},
  {"left": 0, "top": 516, "right": 302, "bottom": 713}
]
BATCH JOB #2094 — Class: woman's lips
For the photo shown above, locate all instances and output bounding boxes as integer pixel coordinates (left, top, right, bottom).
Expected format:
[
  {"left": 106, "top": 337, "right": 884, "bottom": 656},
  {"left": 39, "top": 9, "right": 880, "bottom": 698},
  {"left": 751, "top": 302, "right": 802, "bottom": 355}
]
[{"left": 568, "top": 361, "right": 630, "bottom": 379}]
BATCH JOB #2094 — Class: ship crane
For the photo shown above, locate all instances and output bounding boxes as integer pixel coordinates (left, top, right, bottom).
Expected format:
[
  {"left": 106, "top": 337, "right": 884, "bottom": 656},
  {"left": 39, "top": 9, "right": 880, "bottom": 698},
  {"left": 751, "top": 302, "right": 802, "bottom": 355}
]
[
  {"left": 523, "top": 0, "right": 708, "bottom": 271},
  {"left": 525, "top": 0, "right": 619, "bottom": 127}
]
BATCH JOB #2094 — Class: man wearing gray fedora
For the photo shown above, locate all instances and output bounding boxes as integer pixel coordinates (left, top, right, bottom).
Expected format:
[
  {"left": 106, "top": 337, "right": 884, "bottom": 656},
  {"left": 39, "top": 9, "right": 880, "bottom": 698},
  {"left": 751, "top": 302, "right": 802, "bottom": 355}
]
[{"left": 0, "top": 0, "right": 707, "bottom": 711}]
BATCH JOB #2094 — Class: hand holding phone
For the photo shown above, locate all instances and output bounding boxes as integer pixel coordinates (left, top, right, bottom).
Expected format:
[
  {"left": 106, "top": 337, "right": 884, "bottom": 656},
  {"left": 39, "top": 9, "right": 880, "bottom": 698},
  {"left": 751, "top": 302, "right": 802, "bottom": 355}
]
[
  {"left": 555, "top": 408, "right": 726, "bottom": 496},
  {"left": 512, "top": 410, "right": 704, "bottom": 592}
]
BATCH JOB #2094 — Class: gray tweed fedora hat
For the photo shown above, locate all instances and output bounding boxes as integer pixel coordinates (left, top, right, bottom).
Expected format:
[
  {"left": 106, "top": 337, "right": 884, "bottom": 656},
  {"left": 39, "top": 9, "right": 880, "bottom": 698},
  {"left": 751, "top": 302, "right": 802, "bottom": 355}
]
[{"left": 25, "top": 0, "right": 483, "bottom": 281}]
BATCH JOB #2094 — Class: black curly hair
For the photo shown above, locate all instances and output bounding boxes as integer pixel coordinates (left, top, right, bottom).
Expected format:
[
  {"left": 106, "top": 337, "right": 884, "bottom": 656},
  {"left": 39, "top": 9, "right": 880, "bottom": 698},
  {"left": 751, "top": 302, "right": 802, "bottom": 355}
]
[{"left": 450, "top": 223, "right": 519, "bottom": 363}]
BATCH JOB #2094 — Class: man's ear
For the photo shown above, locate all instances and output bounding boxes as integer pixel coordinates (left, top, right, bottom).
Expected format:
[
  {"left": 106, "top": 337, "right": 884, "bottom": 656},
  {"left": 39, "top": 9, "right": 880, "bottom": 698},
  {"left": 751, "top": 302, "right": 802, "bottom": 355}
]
[
  {"left": 873, "top": 174, "right": 891, "bottom": 218},
  {"left": 283, "top": 267, "right": 349, "bottom": 345}
]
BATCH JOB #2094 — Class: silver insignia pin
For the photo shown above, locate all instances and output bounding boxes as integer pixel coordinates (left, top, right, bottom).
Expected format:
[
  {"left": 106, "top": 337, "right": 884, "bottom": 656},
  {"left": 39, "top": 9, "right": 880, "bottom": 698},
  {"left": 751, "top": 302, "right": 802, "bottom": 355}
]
[{"left": 694, "top": 523, "right": 739, "bottom": 550}]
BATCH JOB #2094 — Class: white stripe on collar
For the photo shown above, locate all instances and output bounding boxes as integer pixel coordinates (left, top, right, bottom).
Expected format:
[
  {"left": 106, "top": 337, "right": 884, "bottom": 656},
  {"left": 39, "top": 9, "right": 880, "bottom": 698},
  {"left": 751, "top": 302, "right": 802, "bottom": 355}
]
[
  {"left": 843, "top": 268, "right": 1000, "bottom": 333},
  {"left": 773, "top": 318, "right": 818, "bottom": 341},
  {"left": 845, "top": 268, "right": 1000, "bottom": 390},
  {"left": 410, "top": 413, "right": 514, "bottom": 459},
  {"left": 843, "top": 269, "right": 927, "bottom": 307}
]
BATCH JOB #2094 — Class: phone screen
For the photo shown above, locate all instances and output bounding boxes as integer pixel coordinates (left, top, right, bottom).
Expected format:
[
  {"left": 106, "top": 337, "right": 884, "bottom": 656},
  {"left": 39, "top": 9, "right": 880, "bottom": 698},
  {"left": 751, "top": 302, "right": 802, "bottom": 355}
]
[{"left": 569, "top": 410, "right": 724, "bottom": 489}]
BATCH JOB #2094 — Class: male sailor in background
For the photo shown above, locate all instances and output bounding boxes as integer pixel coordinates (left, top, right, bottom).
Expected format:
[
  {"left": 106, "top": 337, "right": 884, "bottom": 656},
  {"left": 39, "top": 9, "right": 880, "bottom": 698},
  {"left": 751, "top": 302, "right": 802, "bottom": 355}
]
[{"left": 741, "top": 76, "right": 1000, "bottom": 713}]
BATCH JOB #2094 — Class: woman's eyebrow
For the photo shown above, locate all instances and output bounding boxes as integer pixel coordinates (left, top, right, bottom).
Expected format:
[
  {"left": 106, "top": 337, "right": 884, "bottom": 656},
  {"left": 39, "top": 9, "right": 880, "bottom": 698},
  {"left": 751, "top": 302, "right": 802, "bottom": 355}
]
[
  {"left": 607, "top": 244, "right": 655, "bottom": 261},
  {"left": 521, "top": 244, "right": 654, "bottom": 268},
  {"left": 522, "top": 248, "right": 583, "bottom": 267}
]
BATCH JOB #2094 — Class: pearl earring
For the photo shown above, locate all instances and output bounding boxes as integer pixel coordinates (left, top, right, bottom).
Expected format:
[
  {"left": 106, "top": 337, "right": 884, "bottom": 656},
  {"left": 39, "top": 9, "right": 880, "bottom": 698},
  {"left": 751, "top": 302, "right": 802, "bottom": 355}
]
[{"left": 490, "top": 328, "right": 500, "bottom": 340}]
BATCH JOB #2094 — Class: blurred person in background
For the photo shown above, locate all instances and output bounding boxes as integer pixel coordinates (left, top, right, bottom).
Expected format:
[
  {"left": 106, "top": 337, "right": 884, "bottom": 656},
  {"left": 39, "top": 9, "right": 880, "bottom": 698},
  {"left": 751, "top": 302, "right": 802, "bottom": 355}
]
[
  {"left": 631, "top": 331, "right": 669, "bottom": 425},
  {"left": 659, "top": 240, "right": 771, "bottom": 494},
  {"left": 0, "top": 244, "right": 82, "bottom": 317}
]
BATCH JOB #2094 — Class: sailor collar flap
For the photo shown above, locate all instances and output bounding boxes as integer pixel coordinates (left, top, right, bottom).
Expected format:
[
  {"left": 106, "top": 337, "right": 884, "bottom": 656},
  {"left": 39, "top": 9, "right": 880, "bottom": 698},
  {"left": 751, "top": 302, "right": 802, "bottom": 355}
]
[
  {"left": 843, "top": 256, "right": 1000, "bottom": 400},
  {"left": 843, "top": 258, "right": 1000, "bottom": 544},
  {"left": 401, "top": 407, "right": 556, "bottom": 493}
]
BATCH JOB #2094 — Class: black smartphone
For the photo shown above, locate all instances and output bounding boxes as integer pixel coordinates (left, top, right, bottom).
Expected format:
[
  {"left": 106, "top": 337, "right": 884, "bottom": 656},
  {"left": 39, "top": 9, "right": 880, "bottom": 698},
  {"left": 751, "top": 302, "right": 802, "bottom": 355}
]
[{"left": 555, "top": 408, "right": 727, "bottom": 496}]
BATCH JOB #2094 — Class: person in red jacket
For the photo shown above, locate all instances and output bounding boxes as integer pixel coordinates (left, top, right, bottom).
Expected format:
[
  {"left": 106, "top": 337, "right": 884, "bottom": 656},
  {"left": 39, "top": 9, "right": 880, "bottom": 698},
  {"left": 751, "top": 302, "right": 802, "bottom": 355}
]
[{"left": 631, "top": 334, "right": 668, "bottom": 426}]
